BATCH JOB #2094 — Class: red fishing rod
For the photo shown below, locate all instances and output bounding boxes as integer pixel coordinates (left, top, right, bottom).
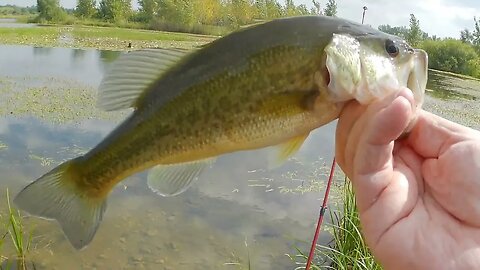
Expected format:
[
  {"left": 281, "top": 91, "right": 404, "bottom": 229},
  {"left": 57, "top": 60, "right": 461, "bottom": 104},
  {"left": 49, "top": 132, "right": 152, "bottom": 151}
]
[{"left": 305, "top": 157, "right": 336, "bottom": 270}]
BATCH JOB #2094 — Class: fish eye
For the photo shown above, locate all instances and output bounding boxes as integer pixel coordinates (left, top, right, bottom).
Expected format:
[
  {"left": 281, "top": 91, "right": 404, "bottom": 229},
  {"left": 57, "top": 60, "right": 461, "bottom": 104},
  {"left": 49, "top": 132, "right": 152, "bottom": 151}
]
[{"left": 385, "top": 39, "right": 399, "bottom": 57}]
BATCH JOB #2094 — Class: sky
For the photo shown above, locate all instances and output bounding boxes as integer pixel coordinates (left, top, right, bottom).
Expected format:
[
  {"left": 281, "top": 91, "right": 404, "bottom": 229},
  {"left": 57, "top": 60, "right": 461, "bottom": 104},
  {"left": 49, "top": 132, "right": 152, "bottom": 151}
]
[{"left": 4, "top": 0, "right": 480, "bottom": 38}]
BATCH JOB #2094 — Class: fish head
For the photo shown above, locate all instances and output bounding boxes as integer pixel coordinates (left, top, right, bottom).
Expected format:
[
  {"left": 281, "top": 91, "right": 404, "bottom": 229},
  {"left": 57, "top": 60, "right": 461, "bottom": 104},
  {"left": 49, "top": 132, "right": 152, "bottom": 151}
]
[{"left": 324, "top": 29, "right": 428, "bottom": 109}]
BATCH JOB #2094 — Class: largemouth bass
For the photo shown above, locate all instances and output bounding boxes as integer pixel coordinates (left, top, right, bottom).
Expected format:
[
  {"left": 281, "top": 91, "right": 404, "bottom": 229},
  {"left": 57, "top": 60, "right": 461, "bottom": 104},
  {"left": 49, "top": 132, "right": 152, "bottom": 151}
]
[{"left": 14, "top": 16, "right": 428, "bottom": 249}]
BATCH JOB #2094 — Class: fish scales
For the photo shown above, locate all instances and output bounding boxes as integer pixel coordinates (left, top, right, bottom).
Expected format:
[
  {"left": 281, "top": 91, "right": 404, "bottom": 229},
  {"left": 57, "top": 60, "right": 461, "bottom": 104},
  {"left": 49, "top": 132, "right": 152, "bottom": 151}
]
[
  {"left": 79, "top": 46, "right": 330, "bottom": 196},
  {"left": 13, "top": 16, "right": 428, "bottom": 249}
]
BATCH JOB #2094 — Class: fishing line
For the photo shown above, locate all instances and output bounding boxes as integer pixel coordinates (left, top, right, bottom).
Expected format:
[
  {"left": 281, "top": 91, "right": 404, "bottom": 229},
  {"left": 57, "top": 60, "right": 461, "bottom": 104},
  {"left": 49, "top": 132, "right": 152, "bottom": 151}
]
[{"left": 305, "top": 157, "right": 336, "bottom": 270}]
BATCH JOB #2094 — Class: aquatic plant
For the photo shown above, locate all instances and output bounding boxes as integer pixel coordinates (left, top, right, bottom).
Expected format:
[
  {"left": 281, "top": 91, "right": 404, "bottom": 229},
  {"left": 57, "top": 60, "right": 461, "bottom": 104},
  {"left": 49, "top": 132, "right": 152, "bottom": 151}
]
[
  {"left": 318, "top": 178, "right": 382, "bottom": 269},
  {"left": 291, "top": 178, "right": 382, "bottom": 269},
  {"left": 223, "top": 237, "right": 252, "bottom": 270},
  {"left": 0, "top": 218, "right": 7, "bottom": 267},
  {"left": 4, "top": 189, "right": 33, "bottom": 270}
]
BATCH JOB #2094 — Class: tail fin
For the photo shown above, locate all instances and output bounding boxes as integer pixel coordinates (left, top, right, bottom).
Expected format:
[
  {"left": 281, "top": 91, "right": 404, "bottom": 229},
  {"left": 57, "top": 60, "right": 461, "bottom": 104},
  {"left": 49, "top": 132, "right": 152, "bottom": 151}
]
[{"left": 13, "top": 158, "right": 107, "bottom": 250}]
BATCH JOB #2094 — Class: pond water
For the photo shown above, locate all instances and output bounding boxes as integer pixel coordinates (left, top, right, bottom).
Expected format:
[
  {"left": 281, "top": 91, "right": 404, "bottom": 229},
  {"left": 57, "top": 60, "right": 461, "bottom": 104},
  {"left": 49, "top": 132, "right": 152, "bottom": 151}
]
[
  {"left": 0, "top": 44, "right": 479, "bottom": 270},
  {"left": 0, "top": 45, "right": 339, "bottom": 269},
  {"left": 424, "top": 69, "right": 480, "bottom": 130},
  {"left": 0, "top": 18, "right": 36, "bottom": 28}
]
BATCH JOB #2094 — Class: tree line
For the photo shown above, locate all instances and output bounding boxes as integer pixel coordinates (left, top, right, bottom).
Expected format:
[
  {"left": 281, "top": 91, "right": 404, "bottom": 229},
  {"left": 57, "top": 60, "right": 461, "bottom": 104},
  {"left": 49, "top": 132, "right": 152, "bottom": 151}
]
[
  {"left": 379, "top": 14, "right": 480, "bottom": 79},
  {"left": 33, "top": 0, "right": 337, "bottom": 32},
  {"left": 0, "top": 5, "right": 37, "bottom": 15}
]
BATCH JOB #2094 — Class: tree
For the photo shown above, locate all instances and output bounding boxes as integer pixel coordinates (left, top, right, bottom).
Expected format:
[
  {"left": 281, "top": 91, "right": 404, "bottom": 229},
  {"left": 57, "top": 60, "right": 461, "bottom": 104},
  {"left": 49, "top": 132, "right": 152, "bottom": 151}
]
[
  {"left": 460, "top": 28, "right": 473, "bottom": 44},
  {"left": 472, "top": 16, "right": 480, "bottom": 47},
  {"left": 296, "top": 4, "right": 309, "bottom": 15},
  {"left": 156, "top": 0, "right": 197, "bottom": 27},
  {"left": 264, "top": 0, "right": 282, "bottom": 19},
  {"left": 378, "top": 24, "right": 409, "bottom": 39},
  {"left": 229, "top": 0, "right": 255, "bottom": 26},
  {"left": 406, "top": 14, "right": 422, "bottom": 46},
  {"left": 283, "top": 0, "right": 296, "bottom": 16},
  {"left": 75, "top": 0, "right": 96, "bottom": 18},
  {"left": 253, "top": 0, "right": 267, "bottom": 18},
  {"left": 194, "top": 0, "right": 222, "bottom": 25},
  {"left": 98, "top": 0, "right": 131, "bottom": 22},
  {"left": 323, "top": 0, "right": 336, "bottom": 17},
  {"left": 311, "top": 0, "right": 321, "bottom": 15},
  {"left": 36, "top": 0, "right": 67, "bottom": 22},
  {"left": 138, "top": 0, "right": 157, "bottom": 21},
  {"left": 420, "top": 39, "right": 480, "bottom": 77}
]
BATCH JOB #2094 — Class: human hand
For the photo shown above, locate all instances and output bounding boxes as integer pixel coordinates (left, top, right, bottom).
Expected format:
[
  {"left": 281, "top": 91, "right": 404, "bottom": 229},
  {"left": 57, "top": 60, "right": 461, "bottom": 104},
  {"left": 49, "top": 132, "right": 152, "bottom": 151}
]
[{"left": 335, "top": 88, "right": 480, "bottom": 270}]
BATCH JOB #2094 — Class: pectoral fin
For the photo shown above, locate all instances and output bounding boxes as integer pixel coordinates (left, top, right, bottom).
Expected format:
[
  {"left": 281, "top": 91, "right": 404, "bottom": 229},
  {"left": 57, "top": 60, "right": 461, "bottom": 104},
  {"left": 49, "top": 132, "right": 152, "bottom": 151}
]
[
  {"left": 147, "top": 158, "right": 215, "bottom": 197},
  {"left": 268, "top": 133, "right": 309, "bottom": 169}
]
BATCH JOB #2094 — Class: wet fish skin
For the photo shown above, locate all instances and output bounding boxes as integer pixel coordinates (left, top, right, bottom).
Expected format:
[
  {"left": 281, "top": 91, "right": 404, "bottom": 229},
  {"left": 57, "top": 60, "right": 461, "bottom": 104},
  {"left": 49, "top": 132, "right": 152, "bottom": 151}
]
[{"left": 13, "top": 15, "right": 428, "bottom": 250}]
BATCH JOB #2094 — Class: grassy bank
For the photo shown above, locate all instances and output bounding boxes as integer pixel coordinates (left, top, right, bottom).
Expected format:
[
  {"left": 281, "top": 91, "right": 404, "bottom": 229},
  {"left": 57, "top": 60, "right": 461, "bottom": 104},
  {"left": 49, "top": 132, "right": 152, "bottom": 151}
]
[
  {"left": 318, "top": 179, "right": 381, "bottom": 269},
  {"left": 429, "top": 68, "right": 480, "bottom": 82},
  {"left": 293, "top": 179, "right": 382, "bottom": 269},
  {"left": 0, "top": 190, "right": 36, "bottom": 270},
  {"left": 0, "top": 24, "right": 216, "bottom": 50}
]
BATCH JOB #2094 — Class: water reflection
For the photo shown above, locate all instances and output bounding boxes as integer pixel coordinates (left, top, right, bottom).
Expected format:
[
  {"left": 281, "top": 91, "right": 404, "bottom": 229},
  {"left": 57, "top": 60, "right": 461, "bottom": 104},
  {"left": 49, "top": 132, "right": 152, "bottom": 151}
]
[
  {"left": 0, "top": 44, "right": 336, "bottom": 269},
  {"left": 426, "top": 69, "right": 478, "bottom": 100},
  {"left": 0, "top": 18, "right": 37, "bottom": 28},
  {"left": 71, "top": 48, "right": 87, "bottom": 62}
]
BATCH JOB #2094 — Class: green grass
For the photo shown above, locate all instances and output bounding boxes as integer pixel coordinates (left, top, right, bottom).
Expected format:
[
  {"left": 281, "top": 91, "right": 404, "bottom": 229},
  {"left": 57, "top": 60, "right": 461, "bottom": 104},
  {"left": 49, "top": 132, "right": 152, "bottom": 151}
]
[
  {"left": 5, "top": 189, "right": 33, "bottom": 270},
  {"left": 0, "top": 24, "right": 216, "bottom": 50},
  {"left": 318, "top": 179, "right": 382, "bottom": 269},
  {"left": 0, "top": 26, "right": 60, "bottom": 38},
  {"left": 0, "top": 221, "right": 6, "bottom": 267},
  {"left": 0, "top": 15, "right": 35, "bottom": 23},
  {"left": 293, "top": 178, "right": 382, "bottom": 269},
  {"left": 0, "top": 26, "right": 61, "bottom": 47},
  {"left": 70, "top": 26, "right": 212, "bottom": 42},
  {"left": 0, "top": 190, "right": 35, "bottom": 270}
]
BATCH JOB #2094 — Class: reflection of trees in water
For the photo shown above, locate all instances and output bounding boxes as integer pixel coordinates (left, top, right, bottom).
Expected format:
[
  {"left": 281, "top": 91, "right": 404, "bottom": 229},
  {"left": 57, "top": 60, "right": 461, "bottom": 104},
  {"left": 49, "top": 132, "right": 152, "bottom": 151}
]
[
  {"left": 71, "top": 48, "right": 86, "bottom": 62},
  {"left": 427, "top": 70, "right": 478, "bottom": 100},
  {"left": 32, "top": 46, "right": 52, "bottom": 56},
  {"left": 97, "top": 50, "right": 121, "bottom": 72}
]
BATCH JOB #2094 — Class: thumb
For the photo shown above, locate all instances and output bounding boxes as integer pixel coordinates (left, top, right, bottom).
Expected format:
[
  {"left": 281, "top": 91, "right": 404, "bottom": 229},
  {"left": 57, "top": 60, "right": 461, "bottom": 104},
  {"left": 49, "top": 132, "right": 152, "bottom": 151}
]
[{"left": 352, "top": 88, "right": 415, "bottom": 211}]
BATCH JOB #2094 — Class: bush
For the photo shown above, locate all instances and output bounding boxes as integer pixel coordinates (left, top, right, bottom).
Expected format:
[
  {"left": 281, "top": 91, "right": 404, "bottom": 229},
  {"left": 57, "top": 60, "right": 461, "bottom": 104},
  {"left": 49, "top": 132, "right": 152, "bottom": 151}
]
[
  {"left": 149, "top": 17, "right": 229, "bottom": 36},
  {"left": 420, "top": 39, "right": 480, "bottom": 78}
]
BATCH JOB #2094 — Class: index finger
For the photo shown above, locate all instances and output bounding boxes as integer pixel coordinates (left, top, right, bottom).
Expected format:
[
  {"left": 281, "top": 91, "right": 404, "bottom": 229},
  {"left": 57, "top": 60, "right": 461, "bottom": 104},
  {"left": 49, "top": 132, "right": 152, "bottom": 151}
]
[{"left": 406, "top": 110, "right": 479, "bottom": 158}]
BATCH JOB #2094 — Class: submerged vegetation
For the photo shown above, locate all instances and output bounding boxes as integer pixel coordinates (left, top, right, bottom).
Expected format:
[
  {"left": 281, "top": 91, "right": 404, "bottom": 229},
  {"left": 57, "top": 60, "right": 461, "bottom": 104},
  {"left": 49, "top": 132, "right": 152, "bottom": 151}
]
[{"left": 0, "top": 76, "right": 128, "bottom": 124}]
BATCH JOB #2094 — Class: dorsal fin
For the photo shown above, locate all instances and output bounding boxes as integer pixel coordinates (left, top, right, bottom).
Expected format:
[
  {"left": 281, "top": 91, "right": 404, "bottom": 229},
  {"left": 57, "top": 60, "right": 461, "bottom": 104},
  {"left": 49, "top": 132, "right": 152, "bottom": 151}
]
[{"left": 97, "top": 48, "right": 188, "bottom": 111}]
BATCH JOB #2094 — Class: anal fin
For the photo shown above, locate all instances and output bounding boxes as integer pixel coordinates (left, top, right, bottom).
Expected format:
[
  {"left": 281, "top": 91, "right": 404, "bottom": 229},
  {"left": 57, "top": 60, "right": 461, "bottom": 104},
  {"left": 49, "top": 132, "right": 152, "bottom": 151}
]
[{"left": 147, "top": 158, "right": 215, "bottom": 197}]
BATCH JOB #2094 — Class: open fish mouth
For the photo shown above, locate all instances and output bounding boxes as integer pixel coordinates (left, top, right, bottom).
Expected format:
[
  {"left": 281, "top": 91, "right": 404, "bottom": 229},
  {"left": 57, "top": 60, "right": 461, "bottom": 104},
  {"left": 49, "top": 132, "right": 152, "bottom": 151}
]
[{"left": 407, "top": 49, "right": 428, "bottom": 108}]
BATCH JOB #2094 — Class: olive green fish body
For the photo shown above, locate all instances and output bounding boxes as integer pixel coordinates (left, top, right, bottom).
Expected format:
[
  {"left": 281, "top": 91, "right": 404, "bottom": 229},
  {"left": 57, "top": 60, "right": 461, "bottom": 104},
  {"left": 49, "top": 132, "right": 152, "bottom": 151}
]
[
  {"left": 13, "top": 16, "right": 429, "bottom": 250},
  {"left": 80, "top": 43, "right": 336, "bottom": 197}
]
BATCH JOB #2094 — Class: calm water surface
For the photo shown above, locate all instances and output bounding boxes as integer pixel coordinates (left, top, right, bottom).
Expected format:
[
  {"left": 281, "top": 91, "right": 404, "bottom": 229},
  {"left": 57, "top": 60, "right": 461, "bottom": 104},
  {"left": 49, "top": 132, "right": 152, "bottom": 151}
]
[
  {"left": 0, "top": 45, "right": 338, "bottom": 269},
  {"left": 0, "top": 18, "right": 37, "bottom": 28}
]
